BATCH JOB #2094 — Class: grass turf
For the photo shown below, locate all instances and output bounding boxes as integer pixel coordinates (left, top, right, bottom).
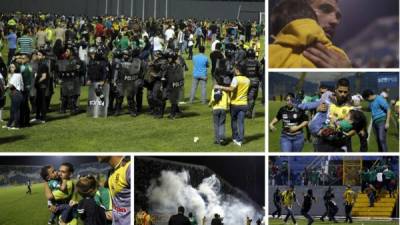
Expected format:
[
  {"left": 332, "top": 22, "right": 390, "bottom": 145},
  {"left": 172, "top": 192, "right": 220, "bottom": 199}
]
[
  {"left": 268, "top": 101, "right": 399, "bottom": 152},
  {"left": 0, "top": 37, "right": 265, "bottom": 152},
  {"left": 0, "top": 183, "right": 84, "bottom": 225},
  {"left": 269, "top": 218, "right": 398, "bottom": 225}
]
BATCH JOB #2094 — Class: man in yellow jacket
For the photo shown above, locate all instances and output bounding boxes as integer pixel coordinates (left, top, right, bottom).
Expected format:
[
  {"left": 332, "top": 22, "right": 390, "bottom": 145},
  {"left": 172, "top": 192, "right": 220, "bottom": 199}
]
[{"left": 269, "top": 0, "right": 350, "bottom": 68}]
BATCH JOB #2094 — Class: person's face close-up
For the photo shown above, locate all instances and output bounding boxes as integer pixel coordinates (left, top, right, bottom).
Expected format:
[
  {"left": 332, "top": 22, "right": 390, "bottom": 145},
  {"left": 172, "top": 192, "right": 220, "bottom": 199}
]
[
  {"left": 309, "top": 0, "right": 342, "bottom": 39},
  {"left": 335, "top": 85, "right": 349, "bottom": 103},
  {"left": 48, "top": 166, "right": 58, "bottom": 179},
  {"left": 286, "top": 96, "right": 294, "bottom": 108},
  {"left": 59, "top": 165, "right": 71, "bottom": 179}
]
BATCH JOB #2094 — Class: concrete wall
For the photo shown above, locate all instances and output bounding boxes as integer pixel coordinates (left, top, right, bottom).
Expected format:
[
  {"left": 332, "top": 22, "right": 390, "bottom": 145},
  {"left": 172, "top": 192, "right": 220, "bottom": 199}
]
[
  {"left": 269, "top": 185, "right": 362, "bottom": 217},
  {"left": 0, "top": 0, "right": 264, "bottom": 21}
]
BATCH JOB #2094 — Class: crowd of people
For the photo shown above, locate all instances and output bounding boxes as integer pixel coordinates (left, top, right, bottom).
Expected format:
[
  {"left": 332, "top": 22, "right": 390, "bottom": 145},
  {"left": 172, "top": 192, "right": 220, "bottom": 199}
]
[
  {"left": 269, "top": 77, "right": 398, "bottom": 152},
  {"left": 271, "top": 157, "right": 398, "bottom": 225},
  {"left": 0, "top": 13, "right": 264, "bottom": 145},
  {"left": 39, "top": 156, "right": 131, "bottom": 225}
]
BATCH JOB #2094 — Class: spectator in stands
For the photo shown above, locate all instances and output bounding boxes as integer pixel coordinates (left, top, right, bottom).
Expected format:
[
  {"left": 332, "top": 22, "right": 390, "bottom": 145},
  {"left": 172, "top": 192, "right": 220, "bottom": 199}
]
[
  {"left": 365, "top": 184, "right": 376, "bottom": 207},
  {"left": 382, "top": 165, "right": 396, "bottom": 197}
]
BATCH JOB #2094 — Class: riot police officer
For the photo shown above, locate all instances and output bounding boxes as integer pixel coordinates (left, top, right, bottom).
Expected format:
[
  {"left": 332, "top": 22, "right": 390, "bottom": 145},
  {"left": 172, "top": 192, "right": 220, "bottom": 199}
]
[
  {"left": 146, "top": 50, "right": 169, "bottom": 118},
  {"left": 56, "top": 48, "right": 81, "bottom": 114},
  {"left": 242, "top": 49, "right": 261, "bottom": 118},
  {"left": 113, "top": 49, "right": 145, "bottom": 116},
  {"left": 109, "top": 49, "right": 122, "bottom": 114},
  {"left": 165, "top": 50, "right": 184, "bottom": 119},
  {"left": 87, "top": 47, "right": 110, "bottom": 117}
]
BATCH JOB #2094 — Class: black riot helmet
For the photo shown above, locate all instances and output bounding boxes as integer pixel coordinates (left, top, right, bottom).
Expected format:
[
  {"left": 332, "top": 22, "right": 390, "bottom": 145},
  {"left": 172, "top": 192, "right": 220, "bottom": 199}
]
[{"left": 246, "top": 48, "right": 256, "bottom": 58}]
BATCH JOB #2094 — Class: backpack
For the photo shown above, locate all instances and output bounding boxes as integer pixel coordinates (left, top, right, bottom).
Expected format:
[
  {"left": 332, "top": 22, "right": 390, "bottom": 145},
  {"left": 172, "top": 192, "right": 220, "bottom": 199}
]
[{"left": 213, "top": 88, "right": 222, "bottom": 102}]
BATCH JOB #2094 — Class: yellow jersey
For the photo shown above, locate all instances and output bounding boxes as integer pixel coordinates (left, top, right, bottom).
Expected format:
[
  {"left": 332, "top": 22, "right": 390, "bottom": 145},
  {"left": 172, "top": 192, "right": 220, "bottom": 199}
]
[
  {"left": 269, "top": 19, "right": 350, "bottom": 68},
  {"left": 343, "top": 189, "right": 355, "bottom": 205},
  {"left": 281, "top": 190, "right": 296, "bottom": 207},
  {"left": 209, "top": 89, "right": 230, "bottom": 110},
  {"left": 108, "top": 160, "right": 131, "bottom": 225},
  {"left": 329, "top": 104, "right": 353, "bottom": 121},
  {"left": 230, "top": 75, "right": 250, "bottom": 106}
]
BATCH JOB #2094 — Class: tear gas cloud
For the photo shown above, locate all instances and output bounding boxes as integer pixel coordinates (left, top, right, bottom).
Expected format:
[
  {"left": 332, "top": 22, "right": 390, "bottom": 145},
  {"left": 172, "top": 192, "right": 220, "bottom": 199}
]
[{"left": 146, "top": 170, "right": 263, "bottom": 224}]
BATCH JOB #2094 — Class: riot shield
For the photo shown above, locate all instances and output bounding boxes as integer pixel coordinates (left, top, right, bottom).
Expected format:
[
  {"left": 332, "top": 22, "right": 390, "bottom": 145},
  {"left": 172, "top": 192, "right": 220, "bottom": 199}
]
[{"left": 87, "top": 82, "right": 110, "bottom": 118}]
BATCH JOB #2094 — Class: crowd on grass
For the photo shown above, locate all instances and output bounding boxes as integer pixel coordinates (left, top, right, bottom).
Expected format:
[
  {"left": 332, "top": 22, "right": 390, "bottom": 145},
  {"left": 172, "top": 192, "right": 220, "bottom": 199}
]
[{"left": 0, "top": 13, "right": 264, "bottom": 146}]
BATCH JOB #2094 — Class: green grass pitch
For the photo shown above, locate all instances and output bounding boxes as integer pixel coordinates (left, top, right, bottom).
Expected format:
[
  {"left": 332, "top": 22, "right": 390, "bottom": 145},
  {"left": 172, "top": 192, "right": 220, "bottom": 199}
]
[
  {"left": 0, "top": 183, "right": 85, "bottom": 225},
  {"left": 0, "top": 38, "right": 265, "bottom": 152},
  {"left": 268, "top": 101, "right": 399, "bottom": 152}
]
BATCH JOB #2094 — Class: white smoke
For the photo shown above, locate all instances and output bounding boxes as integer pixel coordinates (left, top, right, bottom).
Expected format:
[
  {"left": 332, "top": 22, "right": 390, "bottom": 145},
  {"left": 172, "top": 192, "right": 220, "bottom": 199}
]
[{"left": 146, "top": 170, "right": 263, "bottom": 225}]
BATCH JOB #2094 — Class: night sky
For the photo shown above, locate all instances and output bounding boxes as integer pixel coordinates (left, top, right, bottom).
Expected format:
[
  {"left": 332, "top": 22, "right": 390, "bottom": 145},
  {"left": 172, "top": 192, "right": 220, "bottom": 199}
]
[
  {"left": 150, "top": 156, "right": 265, "bottom": 206},
  {"left": 0, "top": 156, "right": 98, "bottom": 168}
]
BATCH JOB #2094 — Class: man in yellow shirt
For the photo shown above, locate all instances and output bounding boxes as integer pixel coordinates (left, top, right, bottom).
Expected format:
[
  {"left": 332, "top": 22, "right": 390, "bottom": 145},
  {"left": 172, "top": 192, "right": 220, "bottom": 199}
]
[
  {"left": 343, "top": 185, "right": 356, "bottom": 223},
  {"left": 97, "top": 156, "right": 131, "bottom": 225},
  {"left": 269, "top": 0, "right": 351, "bottom": 68},
  {"left": 281, "top": 185, "right": 300, "bottom": 225},
  {"left": 215, "top": 64, "right": 250, "bottom": 146}
]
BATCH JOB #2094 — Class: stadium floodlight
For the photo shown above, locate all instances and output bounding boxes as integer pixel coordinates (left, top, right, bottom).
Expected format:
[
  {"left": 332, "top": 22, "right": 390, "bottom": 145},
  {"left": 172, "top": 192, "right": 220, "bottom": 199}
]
[
  {"left": 142, "top": 0, "right": 145, "bottom": 20},
  {"left": 105, "top": 0, "right": 108, "bottom": 14},
  {"left": 117, "top": 0, "right": 120, "bottom": 16},
  {"left": 166, "top": 0, "right": 168, "bottom": 18},
  {"left": 130, "top": 0, "right": 133, "bottom": 17}
]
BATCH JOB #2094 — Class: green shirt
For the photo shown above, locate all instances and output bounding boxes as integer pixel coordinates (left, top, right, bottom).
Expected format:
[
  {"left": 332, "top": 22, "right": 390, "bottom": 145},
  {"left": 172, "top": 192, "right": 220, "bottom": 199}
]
[
  {"left": 95, "top": 187, "right": 112, "bottom": 211},
  {"left": 383, "top": 170, "right": 395, "bottom": 180},
  {"left": 118, "top": 36, "right": 130, "bottom": 50}
]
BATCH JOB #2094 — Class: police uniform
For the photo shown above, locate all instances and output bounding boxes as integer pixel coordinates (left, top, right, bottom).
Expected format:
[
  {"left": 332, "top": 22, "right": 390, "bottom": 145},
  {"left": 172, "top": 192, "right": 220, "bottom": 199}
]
[
  {"left": 57, "top": 57, "right": 81, "bottom": 114},
  {"left": 114, "top": 55, "right": 144, "bottom": 116},
  {"left": 166, "top": 58, "right": 184, "bottom": 118},
  {"left": 87, "top": 55, "right": 110, "bottom": 118},
  {"left": 150, "top": 55, "right": 169, "bottom": 118}
]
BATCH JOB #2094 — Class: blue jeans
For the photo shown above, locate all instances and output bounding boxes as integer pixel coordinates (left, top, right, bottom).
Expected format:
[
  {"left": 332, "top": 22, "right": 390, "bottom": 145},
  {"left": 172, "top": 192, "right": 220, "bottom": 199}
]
[
  {"left": 230, "top": 105, "right": 247, "bottom": 142},
  {"left": 213, "top": 109, "right": 226, "bottom": 141},
  {"left": 189, "top": 77, "right": 207, "bottom": 104},
  {"left": 280, "top": 133, "right": 304, "bottom": 152},
  {"left": 7, "top": 90, "right": 23, "bottom": 128},
  {"left": 373, "top": 119, "right": 388, "bottom": 152}
]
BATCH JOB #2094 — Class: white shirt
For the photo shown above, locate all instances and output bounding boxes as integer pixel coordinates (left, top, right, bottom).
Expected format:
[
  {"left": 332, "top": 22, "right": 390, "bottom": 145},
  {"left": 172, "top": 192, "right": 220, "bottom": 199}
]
[
  {"left": 188, "top": 34, "right": 194, "bottom": 47},
  {"left": 79, "top": 47, "right": 88, "bottom": 63},
  {"left": 164, "top": 28, "right": 175, "bottom": 41},
  {"left": 152, "top": 36, "right": 164, "bottom": 52},
  {"left": 8, "top": 73, "right": 24, "bottom": 91},
  {"left": 376, "top": 172, "right": 383, "bottom": 182},
  {"left": 211, "top": 40, "right": 220, "bottom": 52}
]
